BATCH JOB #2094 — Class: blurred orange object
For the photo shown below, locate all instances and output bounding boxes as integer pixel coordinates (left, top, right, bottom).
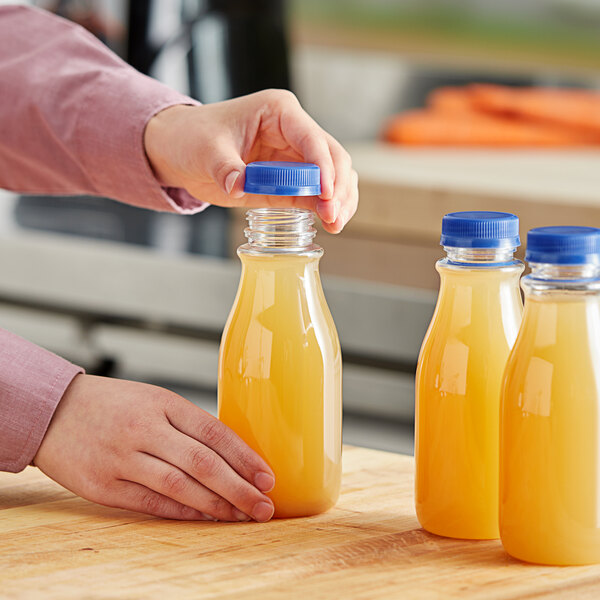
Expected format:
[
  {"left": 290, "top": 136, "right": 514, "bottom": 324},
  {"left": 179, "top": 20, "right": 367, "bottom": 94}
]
[
  {"left": 427, "top": 87, "right": 475, "bottom": 114},
  {"left": 383, "top": 109, "right": 596, "bottom": 147},
  {"left": 383, "top": 84, "right": 600, "bottom": 147},
  {"left": 470, "top": 84, "right": 600, "bottom": 134}
]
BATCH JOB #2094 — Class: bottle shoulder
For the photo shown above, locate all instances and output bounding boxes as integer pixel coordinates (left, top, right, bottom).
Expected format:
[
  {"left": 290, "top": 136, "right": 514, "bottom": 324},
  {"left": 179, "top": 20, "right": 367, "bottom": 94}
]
[
  {"left": 238, "top": 244, "right": 323, "bottom": 259},
  {"left": 418, "top": 279, "right": 522, "bottom": 361},
  {"left": 223, "top": 266, "right": 338, "bottom": 341}
]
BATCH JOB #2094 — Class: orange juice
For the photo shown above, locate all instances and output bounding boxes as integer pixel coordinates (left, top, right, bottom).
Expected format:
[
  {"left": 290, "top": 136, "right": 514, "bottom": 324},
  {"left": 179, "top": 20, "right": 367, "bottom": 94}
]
[
  {"left": 500, "top": 226, "right": 600, "bottom": 564},
  {"left": 218, "top": 208, "right": 341, "bottom": 518},
  {"left": 415, "top": 211, "right": 523, "bottom": 539}
]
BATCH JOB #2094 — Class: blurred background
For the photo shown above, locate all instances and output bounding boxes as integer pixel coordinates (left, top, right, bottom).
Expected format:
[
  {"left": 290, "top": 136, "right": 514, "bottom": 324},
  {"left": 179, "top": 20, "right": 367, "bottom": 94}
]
[{"left": 1, "top": 0, "right": 600, "bottom": 453}]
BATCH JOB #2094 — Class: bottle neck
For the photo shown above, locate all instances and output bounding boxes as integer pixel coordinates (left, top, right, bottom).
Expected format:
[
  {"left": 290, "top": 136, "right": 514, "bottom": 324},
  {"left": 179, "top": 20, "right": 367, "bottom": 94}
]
[
  {"left": 529, "top": 263, "right": 600, "bottom": 280},
  {"left": 443, "top": 246, "right": 517, "bottom": 265},
  {"left": 523, "top": 262, "right": 600, "bottom": 295},
  {"left": 242, "top": 208, "right": 320, "bottom": 254}
]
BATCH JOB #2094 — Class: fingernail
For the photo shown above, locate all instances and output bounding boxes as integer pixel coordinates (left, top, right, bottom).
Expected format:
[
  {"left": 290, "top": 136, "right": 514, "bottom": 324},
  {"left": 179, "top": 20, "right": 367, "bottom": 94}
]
[
  {"left": 332, "top": 200, "right": 340, "bottom": 222},
  {"left": 336, "top": 212, "right": 346, "bottom": 233},
  {"left": 200, "top": 512, "right": 218, "bottom": 521},
  {"left": 252, "top": 501, "right": 274, "bottom": 523},
  {"left": 319, "top": 200, "right": 338, "bottom": 225},
  {"left": 225, "top": 171, "right": 240, "bottom": 195},
  {"left": 233, "top": 508, "right": 251, "bottom": 522},
  {"left": 254, "top": 471, "right": 275, "bottom": 492}
]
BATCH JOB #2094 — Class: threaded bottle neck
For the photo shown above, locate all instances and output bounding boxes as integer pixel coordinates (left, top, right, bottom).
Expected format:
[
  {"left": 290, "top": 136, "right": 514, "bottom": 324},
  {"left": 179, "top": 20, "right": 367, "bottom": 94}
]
[
  {"left": 529, "top": 263, "right": 600, "bottom": 280},
  {"left": 522, "top": 263, "right": 600, "bottom": 295},
  {"left": 243, "top": 208, "right": 318, "bottom": 252}
]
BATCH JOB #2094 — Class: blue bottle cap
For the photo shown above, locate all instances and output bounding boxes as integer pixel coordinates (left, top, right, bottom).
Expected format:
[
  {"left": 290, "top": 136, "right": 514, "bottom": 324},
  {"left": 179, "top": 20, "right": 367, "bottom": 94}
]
[
  {"left": 244, "top": 161, "right": 321, "bottom": 196},
  {"left": 526, "top": 226, "right": 600, "bottom": 264},
  {"left": 440, "top": 211, "right": 520, "bottom": 248}
]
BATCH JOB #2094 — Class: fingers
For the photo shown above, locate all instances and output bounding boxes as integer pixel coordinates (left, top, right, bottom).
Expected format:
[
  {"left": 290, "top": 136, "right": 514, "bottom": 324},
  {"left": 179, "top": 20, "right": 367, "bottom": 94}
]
[
  {"left": 315, "top": 136, "right": 350, "bottom": 231},
  {"left": 125, "top": 452, "right": 272, "bottom": 522},
  {"left": 166, "top": 402, "right": 275, "bottom": 493},
  {"left": 264, "top": 90, "right": 357, "bottom": 229},
  {"left": 201, "top": 89, "right": 357, "bottom": 229},
  {"left": 145, "top": 426, "right": 274, "bottom": 522},
  {"left": 106, "top": 479, "right": 216, "bottom": 521},
  {"left": 272, "top": 92, "right": 336, "bottom": 203},
  {"left": 296, "top": 131, "right": 335, "bottom": 203},
  {"left": 322, "top": 166, "right": 359, "bottom": 234}
]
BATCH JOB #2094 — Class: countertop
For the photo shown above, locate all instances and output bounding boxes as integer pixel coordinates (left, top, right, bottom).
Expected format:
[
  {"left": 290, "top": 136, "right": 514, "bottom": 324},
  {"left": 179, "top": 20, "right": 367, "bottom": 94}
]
[
  {"left": 2, "top": 446, "right": 600, "bottom": 599},
  {"left": 311, "top": 144, "right": 600, "bottom": 288},
  {"left": 347, "top": 144, "right": 600, "bottom": 241}
]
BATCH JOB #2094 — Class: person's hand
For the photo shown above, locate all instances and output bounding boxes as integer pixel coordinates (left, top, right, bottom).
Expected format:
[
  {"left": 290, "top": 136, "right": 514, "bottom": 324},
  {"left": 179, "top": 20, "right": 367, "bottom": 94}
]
[
  {"left": 144, "top": 90, "right": 358, "bottom": 234},
  {"left": 34, "top": 374, "right": 276, "bottom": 522}
]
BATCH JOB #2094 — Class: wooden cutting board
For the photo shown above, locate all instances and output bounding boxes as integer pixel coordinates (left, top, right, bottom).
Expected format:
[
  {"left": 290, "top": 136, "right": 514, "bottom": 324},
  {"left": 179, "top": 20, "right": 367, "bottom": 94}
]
[{"left": 2, "top": 446, "right": 600, "bottom": 599}]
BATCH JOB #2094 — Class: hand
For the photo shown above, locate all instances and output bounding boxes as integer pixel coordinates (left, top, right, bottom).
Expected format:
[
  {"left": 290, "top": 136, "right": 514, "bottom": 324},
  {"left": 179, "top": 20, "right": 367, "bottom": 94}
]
[
  {"left": 34, "top": 374, "right": 276, "bottom": 522},
  {"left": 144, "top": 89, "right": 359, "bottom": 234}
]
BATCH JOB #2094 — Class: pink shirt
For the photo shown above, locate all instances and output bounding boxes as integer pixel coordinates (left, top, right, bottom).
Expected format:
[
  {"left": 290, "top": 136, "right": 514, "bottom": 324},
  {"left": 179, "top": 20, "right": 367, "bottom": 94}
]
[{"left": 0, "top": 5, "right": 206, "bottom": 472}]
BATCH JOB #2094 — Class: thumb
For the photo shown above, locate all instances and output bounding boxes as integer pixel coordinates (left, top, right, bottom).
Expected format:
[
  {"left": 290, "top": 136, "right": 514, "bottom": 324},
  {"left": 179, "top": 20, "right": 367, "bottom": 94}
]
[{"left": 208, "top": 146, "right": 246, "bottom": 199}]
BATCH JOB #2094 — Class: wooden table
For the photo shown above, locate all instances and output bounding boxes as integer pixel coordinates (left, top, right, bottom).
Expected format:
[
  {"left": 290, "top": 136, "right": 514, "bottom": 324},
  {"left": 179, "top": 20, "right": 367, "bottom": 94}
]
[{"left": 2, "top": 446, "right": 599, "bottom": 599}]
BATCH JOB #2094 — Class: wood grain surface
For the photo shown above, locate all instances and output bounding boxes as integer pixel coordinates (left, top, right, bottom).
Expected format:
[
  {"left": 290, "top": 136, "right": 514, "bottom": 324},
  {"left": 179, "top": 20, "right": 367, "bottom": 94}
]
[{"left": 2, "top": 446, "right": 600, "bottom": 599}]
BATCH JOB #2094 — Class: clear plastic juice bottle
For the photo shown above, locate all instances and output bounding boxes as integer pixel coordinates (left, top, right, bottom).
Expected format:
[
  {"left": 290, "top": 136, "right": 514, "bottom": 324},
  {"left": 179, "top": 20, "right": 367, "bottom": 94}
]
[
  {"left": 500, "top": 226, "right": 600, "bottom": 565},
  {"left": 218, "top": 162, "right": 342, "bottom": 518},
  {"left": 415, "top": 211, "right": 523, "bottom": 539}
]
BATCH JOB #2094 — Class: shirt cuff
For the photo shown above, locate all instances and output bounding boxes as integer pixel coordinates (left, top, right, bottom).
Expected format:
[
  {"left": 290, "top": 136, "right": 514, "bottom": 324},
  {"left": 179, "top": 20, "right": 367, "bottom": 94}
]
[
  {"left": 74, "top": 65, "right": 209, "bottom": 214},
  {"left": 142, "top": 97, "right": 210, "bottom": 215},
  {"left": 161, "top": 186, "right": 209, "bottom": 214},
  {"left": 0, "top": 329, "right": 84, "bottom": 473}
]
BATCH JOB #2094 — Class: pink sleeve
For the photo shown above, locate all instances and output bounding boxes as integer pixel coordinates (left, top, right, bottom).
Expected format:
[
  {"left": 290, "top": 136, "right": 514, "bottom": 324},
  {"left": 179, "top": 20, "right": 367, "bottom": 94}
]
[
  {"left": 0, "top": 5, "right": 207, "bottom": 214},
  {"left": 0, "top": 6, "right": 211, "bottom": 473},
  {"left": 0, "top": 329, "right": 83, "bottom": 473}
]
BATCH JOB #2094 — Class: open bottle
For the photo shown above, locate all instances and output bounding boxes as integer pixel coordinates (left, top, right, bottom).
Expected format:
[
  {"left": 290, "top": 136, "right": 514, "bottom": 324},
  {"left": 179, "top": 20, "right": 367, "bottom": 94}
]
[{"left": 218, "top": 162, "right": 342, "bottom": 518}]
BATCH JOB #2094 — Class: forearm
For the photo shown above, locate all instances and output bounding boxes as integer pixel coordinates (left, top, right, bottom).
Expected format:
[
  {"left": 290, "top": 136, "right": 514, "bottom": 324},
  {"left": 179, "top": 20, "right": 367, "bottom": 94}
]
[
  {"left": 0, "top": 328, "right": 83, "bottom": 473},
  {"left": 0, "top": 5, "right": 205, "bottom": 213}
]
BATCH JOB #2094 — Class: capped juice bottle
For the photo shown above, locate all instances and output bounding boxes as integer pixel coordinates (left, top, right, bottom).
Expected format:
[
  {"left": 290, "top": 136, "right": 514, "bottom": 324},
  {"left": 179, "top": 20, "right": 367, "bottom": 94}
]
[
  {"left": 218, "top": 162, "right": 342, "bottom": 518},
  {"left": 500, "top": 226, "right": 600, "bottom": 565},
  {"left": 415, "top": 211, "right": 523, "bottom": 539}
]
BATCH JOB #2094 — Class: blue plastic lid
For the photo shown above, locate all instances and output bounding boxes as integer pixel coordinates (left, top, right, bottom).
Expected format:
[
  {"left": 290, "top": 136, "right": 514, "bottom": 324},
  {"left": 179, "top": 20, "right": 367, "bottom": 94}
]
[
  {"left": 526, "top": 226, "right": 600, "bottom": 264},
  {"left": 440, "top": 211, "right": 520, "bottom": 248},
  {"left": 244, "top": 161, "right": 321, "bottom": 196}
]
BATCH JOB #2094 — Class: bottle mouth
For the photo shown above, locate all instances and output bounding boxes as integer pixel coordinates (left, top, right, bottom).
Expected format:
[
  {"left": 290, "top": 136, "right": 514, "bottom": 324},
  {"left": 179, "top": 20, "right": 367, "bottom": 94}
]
[
  {"left": 443, "top": 246, "right": 518, "bottom": 265},
  {"left": 244, "top": 208, "right": 317, "bottom": 250}
]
